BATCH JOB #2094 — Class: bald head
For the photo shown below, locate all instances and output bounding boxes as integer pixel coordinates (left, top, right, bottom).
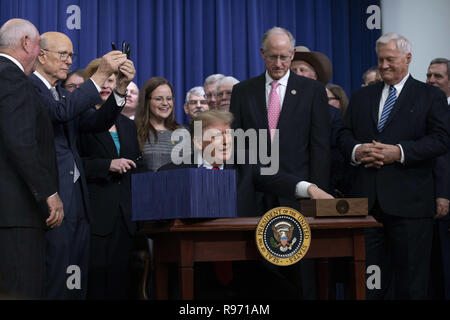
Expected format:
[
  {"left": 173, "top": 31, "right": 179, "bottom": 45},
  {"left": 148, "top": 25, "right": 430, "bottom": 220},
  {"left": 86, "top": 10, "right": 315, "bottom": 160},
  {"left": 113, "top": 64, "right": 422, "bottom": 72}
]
[
  {"left": 0, "top": 18, "right": 41, "bottom": 75},
  {"left": 37, "top": 32, "right": 74, "bottom": 86},
  {"left": 39, "top": 32, "right": 71, "bottom": 51}
]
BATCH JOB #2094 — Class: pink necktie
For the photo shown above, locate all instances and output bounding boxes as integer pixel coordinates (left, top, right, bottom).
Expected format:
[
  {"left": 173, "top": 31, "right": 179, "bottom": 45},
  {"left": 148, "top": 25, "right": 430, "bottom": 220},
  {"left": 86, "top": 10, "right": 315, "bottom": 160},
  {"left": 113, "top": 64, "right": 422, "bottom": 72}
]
[{"left": 267, "top": 80, "right": 280, "bottom": 140}]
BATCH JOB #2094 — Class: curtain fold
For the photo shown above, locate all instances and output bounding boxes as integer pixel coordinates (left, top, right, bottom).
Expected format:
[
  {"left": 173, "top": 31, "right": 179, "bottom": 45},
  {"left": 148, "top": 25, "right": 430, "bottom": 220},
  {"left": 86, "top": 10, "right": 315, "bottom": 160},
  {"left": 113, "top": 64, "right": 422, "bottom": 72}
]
[{"left": 0, "top": 0, "right": 380, "bottom": 125}]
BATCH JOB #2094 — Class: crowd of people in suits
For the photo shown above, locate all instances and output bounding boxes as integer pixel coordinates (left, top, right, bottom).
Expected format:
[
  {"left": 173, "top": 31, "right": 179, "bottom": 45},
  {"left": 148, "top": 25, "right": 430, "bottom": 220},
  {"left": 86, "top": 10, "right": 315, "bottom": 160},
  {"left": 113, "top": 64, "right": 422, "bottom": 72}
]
[{"left": 0, "top": 17, "right": 449, "bottom": 301}]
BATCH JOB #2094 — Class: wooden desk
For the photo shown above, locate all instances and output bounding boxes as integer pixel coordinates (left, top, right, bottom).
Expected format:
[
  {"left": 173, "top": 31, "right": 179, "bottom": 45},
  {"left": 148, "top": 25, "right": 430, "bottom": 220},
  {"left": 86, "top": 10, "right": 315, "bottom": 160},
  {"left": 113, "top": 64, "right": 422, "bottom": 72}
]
[{"left": 139, "top": 216, "right": 381, "bottom": 300}]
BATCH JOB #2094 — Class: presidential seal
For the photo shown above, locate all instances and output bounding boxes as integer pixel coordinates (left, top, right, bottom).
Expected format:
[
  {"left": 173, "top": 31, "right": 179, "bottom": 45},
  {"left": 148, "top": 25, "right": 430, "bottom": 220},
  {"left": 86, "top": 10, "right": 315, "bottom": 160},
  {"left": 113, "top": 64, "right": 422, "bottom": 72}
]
[{"left": 255, "top": 207, "right": 311, "bottom": 266}]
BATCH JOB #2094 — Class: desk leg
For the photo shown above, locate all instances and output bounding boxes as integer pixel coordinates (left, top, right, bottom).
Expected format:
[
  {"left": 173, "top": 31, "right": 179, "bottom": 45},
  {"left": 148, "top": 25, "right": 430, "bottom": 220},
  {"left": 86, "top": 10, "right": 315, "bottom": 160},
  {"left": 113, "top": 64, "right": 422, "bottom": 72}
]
[
  {"left": 179, "top": 239, "right": 194, "bottom": 300},
  {"left": 352, "top": 230, "right": 366, "bottom": 300},
  {"left": 154, "top": 240, "right": 168, "bottom": 300},
  {"left": 318, "top": 258, "right": 329, "bottom": 300}
]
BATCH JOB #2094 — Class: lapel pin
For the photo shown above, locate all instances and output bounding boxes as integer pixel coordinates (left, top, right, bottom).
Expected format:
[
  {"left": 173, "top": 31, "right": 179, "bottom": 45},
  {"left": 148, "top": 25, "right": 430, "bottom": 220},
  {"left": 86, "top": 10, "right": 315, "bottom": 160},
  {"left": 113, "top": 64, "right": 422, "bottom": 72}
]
[
  {"left": 62, "top": 95, "right": 66, "bottom": 99},
  {"left": 291, "top": 90, "right": 297, "bottom": 95}
]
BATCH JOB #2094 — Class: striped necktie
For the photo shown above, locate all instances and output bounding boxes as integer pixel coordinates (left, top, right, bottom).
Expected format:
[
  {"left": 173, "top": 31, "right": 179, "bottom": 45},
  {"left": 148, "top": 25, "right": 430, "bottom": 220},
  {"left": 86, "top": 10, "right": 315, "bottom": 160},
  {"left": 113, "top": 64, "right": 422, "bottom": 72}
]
[{"left": 378, "top": 85, "right": 397, "bottom": 132}]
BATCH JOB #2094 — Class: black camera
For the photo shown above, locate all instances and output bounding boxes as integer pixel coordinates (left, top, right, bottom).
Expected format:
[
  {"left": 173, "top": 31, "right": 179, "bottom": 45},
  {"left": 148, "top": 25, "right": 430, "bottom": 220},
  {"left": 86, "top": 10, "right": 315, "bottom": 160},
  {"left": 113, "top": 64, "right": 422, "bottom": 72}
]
[{"left": 111, "top": 41, "right": 130, "bottom": 59}]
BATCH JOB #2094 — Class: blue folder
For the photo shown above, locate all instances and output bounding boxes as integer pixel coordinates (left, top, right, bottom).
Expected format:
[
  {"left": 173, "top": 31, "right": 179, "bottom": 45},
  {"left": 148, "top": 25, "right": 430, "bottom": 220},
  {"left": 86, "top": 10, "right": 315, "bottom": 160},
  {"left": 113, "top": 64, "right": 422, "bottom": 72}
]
[{"left": 131, "top": 168, "right": 237, "bottom": 220}]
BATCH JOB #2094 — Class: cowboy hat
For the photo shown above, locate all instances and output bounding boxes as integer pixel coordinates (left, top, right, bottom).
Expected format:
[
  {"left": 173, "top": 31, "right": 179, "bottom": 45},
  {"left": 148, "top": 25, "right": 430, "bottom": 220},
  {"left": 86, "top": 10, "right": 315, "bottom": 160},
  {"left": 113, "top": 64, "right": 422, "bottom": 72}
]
[{"left": 293, "top": 46, "right": 332, "bottom": 85}]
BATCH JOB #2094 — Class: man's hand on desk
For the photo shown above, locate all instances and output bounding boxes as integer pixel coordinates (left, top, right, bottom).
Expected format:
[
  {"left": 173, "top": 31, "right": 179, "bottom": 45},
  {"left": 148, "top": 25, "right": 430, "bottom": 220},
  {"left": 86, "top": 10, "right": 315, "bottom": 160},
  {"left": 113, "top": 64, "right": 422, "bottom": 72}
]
[{"left": 307, "top": 184, "right": 334, "bottom": 199}]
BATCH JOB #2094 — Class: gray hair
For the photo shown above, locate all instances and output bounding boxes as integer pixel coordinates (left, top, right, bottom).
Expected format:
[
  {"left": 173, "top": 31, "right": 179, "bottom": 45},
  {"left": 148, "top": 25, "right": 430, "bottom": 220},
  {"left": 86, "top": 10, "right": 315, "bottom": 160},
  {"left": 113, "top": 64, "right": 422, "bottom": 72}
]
[
  {"left": 376, "top": 32, "right": 411, "bottom": 55},
  {"left": 430, "top": 57, "right": 450, "bottom": 76},
  {"left": 261, "top": 26, "right": 296, "bottom": 53},
  {"left": 216, "top": 76, "right": 239, "bottom": 94},
  {"left": 0, "top": 18, "right": 38, "bottom": 49},
  {"left": 185, "top": 86, "right": 205, "bottom": 103},
  {"left": 203, "top": 73, "right": 225, "bottom": 88}
]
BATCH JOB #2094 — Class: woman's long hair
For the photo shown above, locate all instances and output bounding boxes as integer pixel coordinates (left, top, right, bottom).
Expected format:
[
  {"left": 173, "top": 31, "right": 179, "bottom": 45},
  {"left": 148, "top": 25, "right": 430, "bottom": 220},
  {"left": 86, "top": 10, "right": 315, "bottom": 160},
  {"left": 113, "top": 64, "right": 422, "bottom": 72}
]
[
  {"left": 326, "top": 83, "right": 349, "bottom": 116},
  {"left": 135, "top": 77, "right": 181, "bottom": 147}
]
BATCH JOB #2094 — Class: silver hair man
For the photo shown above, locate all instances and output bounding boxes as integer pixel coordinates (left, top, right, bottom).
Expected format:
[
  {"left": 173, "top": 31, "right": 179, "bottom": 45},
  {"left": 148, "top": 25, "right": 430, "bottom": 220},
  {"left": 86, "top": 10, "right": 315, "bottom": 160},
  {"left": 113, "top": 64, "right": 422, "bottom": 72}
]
[
  {"left": 216, "top": 76, "right": 239, "bottom": 111},
  {"left": 203, "top": 73, "right": 225, "bottom": 110}
]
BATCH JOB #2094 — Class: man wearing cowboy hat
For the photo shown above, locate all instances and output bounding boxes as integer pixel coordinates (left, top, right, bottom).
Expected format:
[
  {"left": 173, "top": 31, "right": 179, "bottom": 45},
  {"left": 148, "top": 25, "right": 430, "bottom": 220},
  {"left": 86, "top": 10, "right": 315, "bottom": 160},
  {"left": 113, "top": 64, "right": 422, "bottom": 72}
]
[{"left": 290, "top": 46, "right": 333, "bottom": 85}]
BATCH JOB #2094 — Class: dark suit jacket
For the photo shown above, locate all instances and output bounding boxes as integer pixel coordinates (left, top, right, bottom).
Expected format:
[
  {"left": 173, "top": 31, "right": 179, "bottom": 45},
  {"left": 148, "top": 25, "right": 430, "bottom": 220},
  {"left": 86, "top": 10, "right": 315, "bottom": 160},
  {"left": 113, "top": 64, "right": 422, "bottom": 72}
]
[
  {"left": 338, "top": 76, "right": 449, "bottom": 218},
  {"left": 29, "top": 74, "right": 124, "bottom": 222},
  {"left": 230, "top": 71, "right": 330, "bottom": 210},
  {"left": 160, "top": 159, "right": 300, "bottom": 217},
  {"left": 78, "top": 115, "right": 143, "bottom": 235},
  {"left": 434, "top": 103, "right": 450, "bottom": 203},
  {"left": 0, "top": 57, "right": 58, "bottom": 228}
]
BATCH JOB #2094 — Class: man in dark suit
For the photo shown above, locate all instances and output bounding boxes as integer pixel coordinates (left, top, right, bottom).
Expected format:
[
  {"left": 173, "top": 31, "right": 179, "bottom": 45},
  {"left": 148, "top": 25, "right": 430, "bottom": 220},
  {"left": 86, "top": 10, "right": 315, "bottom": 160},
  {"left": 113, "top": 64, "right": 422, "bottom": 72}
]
[
  {"left": 426, "top": 57, "right": 450, "bottom": 299},
  {"left": 0, "top": 18, "right": 63, "bottom": 299},
  {"left": 229, "top": 27, "right": 330, "bottom": 299},
  {"left": 28, "top": 31, "right": 135, "bottom": 299},
  {"left": 289, "top": 45, "right": 346, "bottom": 197},
  {"left": 230, "top": 27, "right": 330, "bottom": 212},
  {"left": 338, "top": 33, "right": 449, "bottom": 299}
]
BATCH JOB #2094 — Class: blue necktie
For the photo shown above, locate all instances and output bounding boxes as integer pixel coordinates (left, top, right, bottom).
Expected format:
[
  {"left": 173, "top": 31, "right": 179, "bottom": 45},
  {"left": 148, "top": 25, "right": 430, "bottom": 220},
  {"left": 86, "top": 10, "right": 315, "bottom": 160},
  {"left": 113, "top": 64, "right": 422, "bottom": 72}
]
[{"left": 378, "top": 85, "right": 397, "bottom": 132}]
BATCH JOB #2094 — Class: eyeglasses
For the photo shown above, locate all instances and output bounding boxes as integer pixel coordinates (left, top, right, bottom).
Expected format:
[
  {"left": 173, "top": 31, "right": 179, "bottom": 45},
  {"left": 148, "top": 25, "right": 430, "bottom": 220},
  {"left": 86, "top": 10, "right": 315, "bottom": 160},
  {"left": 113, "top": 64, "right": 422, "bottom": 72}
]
[
  {"left": 151, "top": 96, "right": 173, "bottom": 103},
  {"left": 65, "top": 83, "right": 81, "bottom": 90},
  {"left": 265, "top": 54, "right": 292, "bottom": 62},
  {"left": 205, "top": 93, "right": 216, "bottom": 99},
  {"left": 42, "top": 48, "right": 77, "bottom": 62},
  {"left": 216, "top": 90, "right": 232, "bottom": 98},
  {"left": 328, "top": 96, "right": 340, "bottom": 101},
  {"left": 188, "top": 100, "right": 208, "bottom": 106}
]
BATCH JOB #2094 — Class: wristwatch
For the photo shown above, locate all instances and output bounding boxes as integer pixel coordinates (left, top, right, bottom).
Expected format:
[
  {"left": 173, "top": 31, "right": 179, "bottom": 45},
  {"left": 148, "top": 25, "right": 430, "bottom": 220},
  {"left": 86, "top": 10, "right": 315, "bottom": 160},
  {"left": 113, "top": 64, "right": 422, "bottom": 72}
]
[{"left": 114, "top": 87, "right": 128, "bottom": 98}]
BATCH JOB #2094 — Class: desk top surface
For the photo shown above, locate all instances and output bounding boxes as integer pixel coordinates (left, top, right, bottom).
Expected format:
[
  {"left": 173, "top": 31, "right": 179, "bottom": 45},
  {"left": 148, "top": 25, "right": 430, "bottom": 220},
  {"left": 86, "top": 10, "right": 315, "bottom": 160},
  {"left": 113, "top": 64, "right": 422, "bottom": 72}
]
[{"left": 139, "top": 216, "right": 381, "bottom": 234}]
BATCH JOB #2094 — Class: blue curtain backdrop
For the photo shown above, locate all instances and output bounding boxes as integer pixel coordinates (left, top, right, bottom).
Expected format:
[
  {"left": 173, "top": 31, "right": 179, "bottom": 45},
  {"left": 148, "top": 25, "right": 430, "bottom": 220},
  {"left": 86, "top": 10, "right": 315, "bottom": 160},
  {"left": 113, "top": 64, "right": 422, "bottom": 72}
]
[{"left": 0, "top": 0, "right": 380, "bottom": 125}]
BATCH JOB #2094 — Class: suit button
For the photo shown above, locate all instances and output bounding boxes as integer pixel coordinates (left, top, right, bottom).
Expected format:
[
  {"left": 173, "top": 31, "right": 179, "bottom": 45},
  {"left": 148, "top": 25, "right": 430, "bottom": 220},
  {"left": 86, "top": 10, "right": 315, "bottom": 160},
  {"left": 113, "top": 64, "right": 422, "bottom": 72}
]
[
  {"left": 118, "top": 181, "right": 121, "bottom": 185},
  {"left": 69, "top": 171, "right": 74, "bottom": 175}
]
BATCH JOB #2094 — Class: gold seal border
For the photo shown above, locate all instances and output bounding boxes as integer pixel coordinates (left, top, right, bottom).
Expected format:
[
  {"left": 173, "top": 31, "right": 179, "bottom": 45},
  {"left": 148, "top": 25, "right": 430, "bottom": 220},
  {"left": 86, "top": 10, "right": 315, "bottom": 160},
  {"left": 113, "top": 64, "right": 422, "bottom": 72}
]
[{"left": 255, "top": 206, "right": 311, "bottom": 266}]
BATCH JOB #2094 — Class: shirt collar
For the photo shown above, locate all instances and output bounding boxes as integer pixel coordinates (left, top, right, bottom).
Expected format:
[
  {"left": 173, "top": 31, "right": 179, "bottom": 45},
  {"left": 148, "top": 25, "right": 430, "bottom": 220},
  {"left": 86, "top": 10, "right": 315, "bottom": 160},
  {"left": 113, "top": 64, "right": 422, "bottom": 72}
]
[
  {"left": 265, "top": 69, "right": 290, "bottom": 87},
  {"left": 33, "top": 70, "right": 53, "bottom": 89},
  {"left": 384, "top": 73, "right": 410, "bottom": 93},
  {"left": 196, "top": 153, "right": 224, "bottom": 170},
  {"left": 0, "top": 53, "right": 24, "bottom": 72}
]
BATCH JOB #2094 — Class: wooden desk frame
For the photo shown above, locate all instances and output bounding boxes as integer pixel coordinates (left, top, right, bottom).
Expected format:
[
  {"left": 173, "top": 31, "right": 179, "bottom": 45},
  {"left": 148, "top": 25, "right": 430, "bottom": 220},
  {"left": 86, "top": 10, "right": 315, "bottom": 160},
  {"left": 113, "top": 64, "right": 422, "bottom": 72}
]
[{"left": 139, "top": 216, "right": 380, "bottom": 300}]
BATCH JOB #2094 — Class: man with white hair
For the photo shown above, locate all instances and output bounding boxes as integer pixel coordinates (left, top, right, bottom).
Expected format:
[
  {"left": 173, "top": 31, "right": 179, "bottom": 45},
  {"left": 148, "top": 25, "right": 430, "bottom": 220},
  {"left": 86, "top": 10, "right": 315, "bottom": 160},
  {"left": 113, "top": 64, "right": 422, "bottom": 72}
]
[
  {"left": 0, "top": 18, "right": 63, "bottom": 299},
  {"left": 338, "top": 33, "right": 449, "bottom": 299},
  {"left": 215, "top": 76, "right": 239, "bottom": 111},
  {"left": 183, "top": 86, "right": 208, "bottom": 120},
  {"left": 203, "top": 73, "right": 224, "bottom": 109}
]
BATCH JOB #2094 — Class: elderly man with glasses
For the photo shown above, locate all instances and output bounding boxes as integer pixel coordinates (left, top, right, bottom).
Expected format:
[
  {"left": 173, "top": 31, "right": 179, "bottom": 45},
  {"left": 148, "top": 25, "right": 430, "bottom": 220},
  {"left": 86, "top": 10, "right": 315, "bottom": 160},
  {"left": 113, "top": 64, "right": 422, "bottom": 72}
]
[
  {"left": 28, "top": 31, "right": 136, "bottom": 300},
  {"left": 183, "top": 86, "right": 209, "bottom": 120},
  {"left": 229, "top": 26, "right": 330, "bottom": 299}
]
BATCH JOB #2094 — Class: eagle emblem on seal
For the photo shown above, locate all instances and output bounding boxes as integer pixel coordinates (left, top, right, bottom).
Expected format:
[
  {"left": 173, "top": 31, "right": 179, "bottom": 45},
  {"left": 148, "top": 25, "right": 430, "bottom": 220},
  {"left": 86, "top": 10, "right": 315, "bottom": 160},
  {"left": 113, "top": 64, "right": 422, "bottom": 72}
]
[{"left": 271, "top": 221, "right": 297, "bottom": 252}]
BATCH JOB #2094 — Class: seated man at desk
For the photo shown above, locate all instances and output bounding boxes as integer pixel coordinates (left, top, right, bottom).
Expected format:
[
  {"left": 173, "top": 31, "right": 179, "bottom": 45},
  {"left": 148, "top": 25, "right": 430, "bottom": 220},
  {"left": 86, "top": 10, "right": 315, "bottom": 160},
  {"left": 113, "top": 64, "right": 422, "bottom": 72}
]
[
  {"left": 160, "top": 109, "right": 332, "bottom": 299},
  {"left": 161, "top": 109, "right": 332, "bottom": 216}
]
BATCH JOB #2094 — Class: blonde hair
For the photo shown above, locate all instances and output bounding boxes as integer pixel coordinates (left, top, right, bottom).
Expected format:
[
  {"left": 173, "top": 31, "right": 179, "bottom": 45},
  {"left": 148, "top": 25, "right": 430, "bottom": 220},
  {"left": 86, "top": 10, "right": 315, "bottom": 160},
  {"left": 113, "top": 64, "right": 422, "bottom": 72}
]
[
  {"left": 83, "top": 58, "right": 118, "bottom": 81},
  {"left": 189, "top": 109, "right": 234, "bottom": 138}
]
